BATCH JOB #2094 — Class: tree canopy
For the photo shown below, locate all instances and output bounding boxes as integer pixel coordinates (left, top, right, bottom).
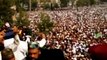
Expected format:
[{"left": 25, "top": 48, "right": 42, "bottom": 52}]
[
  {"left": 76, "top": 0, "right": 96, "bottom": 7},
  {"left": 60, "top": 0, "right": 69, "bottom": 7},
  {"left": 37, "top": 12, "right": 53, "bottom": 33},
  {"left": 0, "top": 0, "right": 16, "bottom": 22},
  {"left": 0, "top": 0, "right": 30, "bottom": 26}
]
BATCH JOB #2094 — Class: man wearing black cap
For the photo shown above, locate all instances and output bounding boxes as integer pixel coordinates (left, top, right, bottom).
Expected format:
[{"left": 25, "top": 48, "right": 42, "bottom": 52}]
[{"left": 26, "top": 42, "right": 66, "bottom": 60}]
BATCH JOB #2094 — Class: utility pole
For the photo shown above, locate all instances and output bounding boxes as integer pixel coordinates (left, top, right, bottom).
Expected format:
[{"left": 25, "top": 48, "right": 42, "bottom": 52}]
[{"left": 29, "top": 0, "right": 31, "bottom": 11}]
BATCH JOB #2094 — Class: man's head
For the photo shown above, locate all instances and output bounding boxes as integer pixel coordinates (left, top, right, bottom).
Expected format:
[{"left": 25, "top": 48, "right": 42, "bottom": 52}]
[
  {"left": 28, "top": 42, "right": 41, "bottom": 60},
  {"left": 1, "top": 48, "right": 15, "bottom": 60},
  {"left": 12, "top": 25, "right": 19, "bottom": 34},
  {"left": 0, "top": 27, "right": 5, "bottom": 51}
]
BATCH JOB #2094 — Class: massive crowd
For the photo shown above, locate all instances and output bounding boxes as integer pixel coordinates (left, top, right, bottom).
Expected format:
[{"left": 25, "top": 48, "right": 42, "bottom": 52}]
[
  {"left": 0, "top": 4, "right": 107, "bottom": 60},
  {"left": 28, "top": 4, "right": 107, "bottom": 60}
]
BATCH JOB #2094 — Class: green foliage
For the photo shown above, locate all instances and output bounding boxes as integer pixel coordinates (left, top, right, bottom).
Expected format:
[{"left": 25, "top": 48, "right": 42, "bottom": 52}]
[
  {"left": 40, "top": 0, "right": 51, "bottom": 3},
  {"left": 60, "top": 0, "right": 69, "bottom": 7},
  {"left": 76, "top": 0, "right": 90, "bottom": 6},
  {"left": 31, "top": 0, "right": 37, "bottom": 10},
  {"left": 15, "top": 11, "right": 30, "bottom": 27},
  {"left": 90, "top": 0, "right": 96, "bottom": 5},
  {"left": 42, "top": 3, "right": 51, "bottom": 10},
  {"left": 0, "top": 0, "right": 16, "bottom": 23},
  {"left": 0, "top": 20, "right": 4, "bottom": 27},
  {"left": 51, "top": 3, "right": 59, "bottom": 10},
  {"left": 53, "top": 3, "right": 59, "bottom": 8},
  {"left": 76, "top": 0, "right": 96, "bottom": 7},
  {"left": 38, "top": 13, "right": 53, "bottom": 33},
  {"left": 15, "top": 0, "right": 37, "bottom": 11},
  {"left": 15, "top": 0, "right": 28, "bottom": 11},
  {"left": 42, "top": 3, "right": 59, "bottom": 10},
  {"left": 0, "top": 0, "right": 30, "bottom": 26}
]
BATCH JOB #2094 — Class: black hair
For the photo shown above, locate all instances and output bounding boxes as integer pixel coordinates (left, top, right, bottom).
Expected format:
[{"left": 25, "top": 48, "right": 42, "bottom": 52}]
[
  {"left": 0, "top": 26, "right": 5, "bottom": 32},
  {"left": 1, "top": 48, "right": 15, "bottom": 60}
]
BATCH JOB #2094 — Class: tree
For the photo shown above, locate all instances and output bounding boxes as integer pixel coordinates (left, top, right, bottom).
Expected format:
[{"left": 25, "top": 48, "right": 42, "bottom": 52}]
[
  {"left": 0, "top": 0, "right": 16, "bottom": 23},
  {"left": 76, "top": 0, "right": 96, "bottom": 7},
  {"left": 90, "top": 0, "right": 96, "bottom": 5},
  {"left": 31, "top": 0, "right": 38, "bottom": 10},
  {"left": 15, "top": 11, "right": 30, "bottom": 27},
  {"left": 0, "top": 0, "right": 31, "bottom": 26},
  {"left": 42, "top": 3, "right": 51, "bottom": 10},
  {"left": 40, "top": 0, "right": 51, "bottom": 3},
  {"left": 60, "top": 0, "right": 69, "bottom": 7},
  {"left": 13, "top": 0, "right": 36, "bottom": 11},
  {"left": 42, "top": 3, "right": 59, "bottom": 10},
  {"left": 37, "top": 13, "right": 53, "bottom": 34},
  {"left": 51, "top": 3, "right": 59, "bottom": 10},
  {"left": 76, "top": 0, "right": 89, "bottom": 6}
]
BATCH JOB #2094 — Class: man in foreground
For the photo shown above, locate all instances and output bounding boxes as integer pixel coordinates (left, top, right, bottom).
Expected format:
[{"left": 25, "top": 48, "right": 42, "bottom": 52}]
[{"left": 26, "top": 42, "right": 66, "bottom": 60}]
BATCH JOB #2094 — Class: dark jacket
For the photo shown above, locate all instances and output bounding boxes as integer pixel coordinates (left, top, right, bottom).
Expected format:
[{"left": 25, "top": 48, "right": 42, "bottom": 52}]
[{"left": 4, "top": 28, "right": 14, "bottom": 39}]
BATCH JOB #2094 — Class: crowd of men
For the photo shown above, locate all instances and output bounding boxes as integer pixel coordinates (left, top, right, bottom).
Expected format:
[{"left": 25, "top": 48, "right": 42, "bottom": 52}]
[
  {"left": 0, "top": 3, "right": 107, "bottom": 60},
  {"left": 0, "top": 23, "right": 66, "bottom": 60},
  {"left": 28, "top": 4, "right": 107, "bottom": 60}
]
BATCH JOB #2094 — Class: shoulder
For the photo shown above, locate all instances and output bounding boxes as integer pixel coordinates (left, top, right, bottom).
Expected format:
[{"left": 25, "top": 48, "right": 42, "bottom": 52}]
[
  {"left": 4, "top": 38, "right": 14, "bottom": 48},
  {"left": 18, "top": 41, "right": 28, "bottom": 51}
]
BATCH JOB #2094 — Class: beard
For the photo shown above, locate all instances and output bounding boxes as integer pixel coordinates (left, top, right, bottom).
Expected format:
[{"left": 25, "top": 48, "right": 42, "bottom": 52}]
[{"left": 0, "top": 44, "right": 4, "bottom": 51}]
